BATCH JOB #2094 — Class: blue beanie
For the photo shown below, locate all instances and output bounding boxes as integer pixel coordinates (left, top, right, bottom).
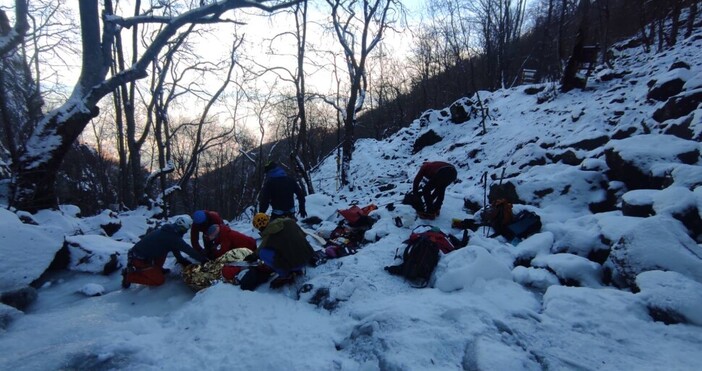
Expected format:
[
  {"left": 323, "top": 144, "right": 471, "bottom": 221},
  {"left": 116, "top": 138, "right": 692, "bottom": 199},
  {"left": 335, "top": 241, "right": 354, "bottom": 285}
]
[{"left": 193, "top": 210, "right": 207, "bottom": 225}]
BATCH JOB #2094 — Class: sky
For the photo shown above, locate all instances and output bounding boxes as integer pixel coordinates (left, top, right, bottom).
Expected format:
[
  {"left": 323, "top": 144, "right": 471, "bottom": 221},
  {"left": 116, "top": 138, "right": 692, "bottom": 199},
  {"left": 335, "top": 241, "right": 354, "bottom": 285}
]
[
  {"left": 0, "top": 0, "right": 428, "bottom": 128},
  {"left": 2, "top": 5, "right": 702, "bottom": 371}
]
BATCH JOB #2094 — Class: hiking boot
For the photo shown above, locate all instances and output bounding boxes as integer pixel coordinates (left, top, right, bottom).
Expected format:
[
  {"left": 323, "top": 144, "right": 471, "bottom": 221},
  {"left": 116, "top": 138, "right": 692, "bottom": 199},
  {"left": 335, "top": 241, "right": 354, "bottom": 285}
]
[
  {"left": 417, "top": 211, "right": 436, "bottom": 220},
  {"left": 270, "top": 274, "right": 296, "bottom": 289},
  {"left": 121, "top": 269, "right": 131, "bottom": 289}
]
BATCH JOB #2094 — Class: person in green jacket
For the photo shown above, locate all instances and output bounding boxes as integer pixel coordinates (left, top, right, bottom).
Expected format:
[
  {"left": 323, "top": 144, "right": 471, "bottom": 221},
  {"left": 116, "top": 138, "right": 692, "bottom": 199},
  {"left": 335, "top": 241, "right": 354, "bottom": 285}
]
[{"left": 240, "top": 213, "right": 314, "bottom": 290}]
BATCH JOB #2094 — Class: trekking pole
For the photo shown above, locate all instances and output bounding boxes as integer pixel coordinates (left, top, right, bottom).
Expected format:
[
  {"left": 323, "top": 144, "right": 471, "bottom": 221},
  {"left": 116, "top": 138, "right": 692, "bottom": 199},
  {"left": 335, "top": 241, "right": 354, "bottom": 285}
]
[
  {"left": 481, "top": 172, "right": 489, "bottom": 237},
  {"left": 481, "top": 172, "right": 488, "bottom": 210}
]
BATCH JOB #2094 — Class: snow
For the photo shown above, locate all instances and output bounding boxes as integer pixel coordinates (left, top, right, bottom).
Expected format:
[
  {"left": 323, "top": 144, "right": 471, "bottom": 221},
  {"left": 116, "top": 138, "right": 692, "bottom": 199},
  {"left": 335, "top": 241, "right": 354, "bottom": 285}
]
[
  {"left": 604, "top": 134, "right": 700, "bottom": 172},
  {"left": 609, "top": 215, "right": 702, "bottom": 285},
  {"left": 0, "top": 209, "right": 64, "bottom": 292},
  {"left": 636, "top": 270, "right": 702, "bottom": 326},
  {"left": 2, "top": 15, "right": 702, "bottom": 371}
]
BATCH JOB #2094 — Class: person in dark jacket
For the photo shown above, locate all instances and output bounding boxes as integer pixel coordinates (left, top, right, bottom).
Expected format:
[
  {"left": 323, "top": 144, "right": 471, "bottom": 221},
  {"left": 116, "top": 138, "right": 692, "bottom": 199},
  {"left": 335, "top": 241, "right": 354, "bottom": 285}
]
[
  {"left": 259, "top": 162, "right": 307, "bottom": 220},
  {"left": 191, "top": 210, "right": 224, "bottom": 257},
  {"left": 122, "top": 216, "right": 208, "bottom": 288},
  {"left": 239, "top": 213, "right": 314, "bottom": 290},
  {"left": 412, "top": 161, "right": 458, "bottom": 219}
]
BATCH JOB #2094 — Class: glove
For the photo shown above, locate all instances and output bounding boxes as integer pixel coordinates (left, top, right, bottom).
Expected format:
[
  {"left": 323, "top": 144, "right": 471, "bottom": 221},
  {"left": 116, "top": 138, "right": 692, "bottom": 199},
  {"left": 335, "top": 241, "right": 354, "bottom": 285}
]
[
  {"left": 244, "top": 252, "right": 259, "bottom": 263},
  {"left": 299, "top": 206, "right": 307, "bottom": 218}
]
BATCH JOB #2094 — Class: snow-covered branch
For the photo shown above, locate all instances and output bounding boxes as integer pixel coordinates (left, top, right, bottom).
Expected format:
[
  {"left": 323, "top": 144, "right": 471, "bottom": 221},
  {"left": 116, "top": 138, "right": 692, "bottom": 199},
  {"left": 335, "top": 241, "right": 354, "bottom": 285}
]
[{"left": 0, "top": 0, "right": 29, "bottom": 57}]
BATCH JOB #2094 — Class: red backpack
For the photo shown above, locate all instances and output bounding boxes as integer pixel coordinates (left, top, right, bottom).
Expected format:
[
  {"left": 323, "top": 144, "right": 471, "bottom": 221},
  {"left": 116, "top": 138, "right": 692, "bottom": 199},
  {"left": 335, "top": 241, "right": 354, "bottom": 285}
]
[
  {"left": 337, "top": 204, "right": 378, "bottom": 227},
  {"left": 407, "top": 227, "right": 456, "bottom": 254}
]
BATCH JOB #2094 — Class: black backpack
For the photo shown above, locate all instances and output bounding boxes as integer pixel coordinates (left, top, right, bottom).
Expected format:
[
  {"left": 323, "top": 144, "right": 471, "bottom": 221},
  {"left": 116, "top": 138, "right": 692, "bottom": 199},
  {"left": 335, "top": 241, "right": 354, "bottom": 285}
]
[
  {"left": 507, "top": 210, "right": 542, "bottom": 239},
  {"left": 385, "top": 235, "right": 440, "bottom": 288}
]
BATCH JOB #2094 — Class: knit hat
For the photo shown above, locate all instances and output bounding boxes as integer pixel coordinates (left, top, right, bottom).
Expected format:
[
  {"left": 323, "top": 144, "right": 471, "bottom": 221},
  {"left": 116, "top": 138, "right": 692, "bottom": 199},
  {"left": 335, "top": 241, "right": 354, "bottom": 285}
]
[{"left": 193, "top": 210, "right": 207, "bottom": 225}]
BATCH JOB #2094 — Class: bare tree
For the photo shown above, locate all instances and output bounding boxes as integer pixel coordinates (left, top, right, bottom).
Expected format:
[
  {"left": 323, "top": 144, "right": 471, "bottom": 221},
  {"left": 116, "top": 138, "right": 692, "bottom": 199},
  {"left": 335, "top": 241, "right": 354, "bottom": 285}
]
[
  {"left": 324, "top": 0, "right": 401, "bottom": 186},
  {"left": 0, "top": 0, "right": 302, "bottom": 212},
  {"left": 470, "top": 0, "right": 528, "bottom": 89},
  {"left": 256, "top": 0, "right": 315, "bottom": 194}
]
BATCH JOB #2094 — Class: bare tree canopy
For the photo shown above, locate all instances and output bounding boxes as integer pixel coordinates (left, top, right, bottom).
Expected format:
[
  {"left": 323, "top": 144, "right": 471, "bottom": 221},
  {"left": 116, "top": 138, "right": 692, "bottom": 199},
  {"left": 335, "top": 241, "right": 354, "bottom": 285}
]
[{"left": 0, "top": 0, "right": 302, "bottom": 212}]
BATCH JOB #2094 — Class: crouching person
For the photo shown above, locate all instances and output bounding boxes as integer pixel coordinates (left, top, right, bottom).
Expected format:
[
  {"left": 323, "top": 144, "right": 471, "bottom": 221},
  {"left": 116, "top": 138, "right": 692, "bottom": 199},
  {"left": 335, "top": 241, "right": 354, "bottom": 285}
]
[
  {"left": 122, "top": 216, "right": 208, "bottom": 288},
  {"left": 240, "top": 213, "right": 314, "bottom": 291},
  {"left": 204, "top": 223, "right": 257, "bottom": 260}
]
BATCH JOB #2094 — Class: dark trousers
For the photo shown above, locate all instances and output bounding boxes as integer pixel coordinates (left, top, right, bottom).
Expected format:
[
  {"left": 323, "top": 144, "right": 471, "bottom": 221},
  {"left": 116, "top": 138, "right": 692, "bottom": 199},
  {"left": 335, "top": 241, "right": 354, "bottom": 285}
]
[
  {"left": 270, "top": 211, "right": 296, "bottom": 221},
  {"left": 421, "top": 166, "right": 458, "bottom": 214}
]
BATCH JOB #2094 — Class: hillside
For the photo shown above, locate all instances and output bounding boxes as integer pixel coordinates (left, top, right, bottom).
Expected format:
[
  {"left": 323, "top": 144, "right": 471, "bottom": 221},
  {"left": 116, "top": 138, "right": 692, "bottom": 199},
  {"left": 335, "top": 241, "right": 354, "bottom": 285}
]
[{"left": 1, "top": 15, "right": 701, "bottom": 371}]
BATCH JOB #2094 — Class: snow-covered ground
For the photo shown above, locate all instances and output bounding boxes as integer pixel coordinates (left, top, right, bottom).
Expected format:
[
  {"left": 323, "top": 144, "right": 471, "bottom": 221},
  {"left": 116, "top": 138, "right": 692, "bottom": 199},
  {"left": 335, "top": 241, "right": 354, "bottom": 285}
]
[{"left": 2, "top": 15, "right": 702, "bottom": 371}]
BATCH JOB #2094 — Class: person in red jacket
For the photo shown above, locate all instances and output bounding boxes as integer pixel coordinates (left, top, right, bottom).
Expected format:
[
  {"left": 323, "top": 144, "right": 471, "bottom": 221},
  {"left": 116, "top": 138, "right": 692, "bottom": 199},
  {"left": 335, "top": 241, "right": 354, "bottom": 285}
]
[
  {"left": 191, "top": 210, "right": 223, "bottom": 257},
  {"left": 204, "top": 223, "right": 257, "bottom": 260},
  {"left": 412, "top": 161, "right": 458, "bottom": 219}
]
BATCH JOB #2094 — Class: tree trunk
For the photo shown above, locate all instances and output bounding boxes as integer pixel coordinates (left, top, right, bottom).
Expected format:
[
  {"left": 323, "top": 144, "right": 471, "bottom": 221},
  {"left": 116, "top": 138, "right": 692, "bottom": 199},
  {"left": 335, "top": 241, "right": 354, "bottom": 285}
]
[
  {"left": 686, "top": 0, "right": 697, "bottom": 38},
  {"left": 12, "top": 109, "right": 99, "bottom": 211},
  {"left": 561, "top": 0, "right": 590, "bottom": 92},
  {"left": 12, "top": 0, "right": 109, "bottom": 212},
  {"left": 668, "top": 0, "right": 682, "bottom": 47}
]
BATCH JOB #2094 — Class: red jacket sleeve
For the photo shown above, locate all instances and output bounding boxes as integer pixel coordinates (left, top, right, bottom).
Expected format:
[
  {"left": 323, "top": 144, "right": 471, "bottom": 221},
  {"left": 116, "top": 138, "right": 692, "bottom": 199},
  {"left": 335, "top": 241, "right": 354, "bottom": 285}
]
[
  {"left": 413, "top": 163, "right": 428, "bottom": 192},
  {"left": 218, "top": 225, "right": 257, "bottom": 256}
]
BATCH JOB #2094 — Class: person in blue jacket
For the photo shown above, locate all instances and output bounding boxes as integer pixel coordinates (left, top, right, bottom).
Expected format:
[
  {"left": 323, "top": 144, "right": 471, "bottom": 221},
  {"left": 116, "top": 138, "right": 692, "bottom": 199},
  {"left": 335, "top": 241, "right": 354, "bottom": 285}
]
[
  {"left": 122, "top": 216, "right": 208, "bottom": 288},
  {"left": 259, "top": 161, "right": 307, "bottom": 220}
]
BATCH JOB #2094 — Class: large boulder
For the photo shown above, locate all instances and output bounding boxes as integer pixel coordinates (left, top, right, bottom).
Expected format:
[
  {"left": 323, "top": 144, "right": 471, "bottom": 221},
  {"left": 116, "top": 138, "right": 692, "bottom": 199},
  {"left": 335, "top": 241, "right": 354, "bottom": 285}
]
[
  {"left": 449, "top": 97, "right": 480, "bottom": 124},
  {"left": 531, "top": 253, "right": 603, "bottom": 288},
  {"left": 635, "top": 270, "right": 702, "bottom": 325},
  {"left": 647, "top": 66, "right": 691, "bottom": 102},
  {"left": 0, "top": 209, "right": 64, "bottom": 292},
  {"left": 653, "top": 89, "right": 702, "bottom": 123},
  {"left": 63, "top": 235, "right": 132, "bottom": 274},
  {"left": 621, "top": 189, "right": 656, "bottom": 217},
  {"left": 0, "top": 287, "right": 37, "bottom": 311},
  {"left": 606, "top": 216, "right": 702, "bottom": 289},
  {"left": 412, "top": 130, "right": 443, "bottom": 154},
  {"left": 513, "top": 164, "right": 609, "bottom": 213},
  {"left": 604, "top": 134, "right": 699, "bottom": 190},
  {"left": 621, "top": 187, "right": 702, "bottom": 236}
]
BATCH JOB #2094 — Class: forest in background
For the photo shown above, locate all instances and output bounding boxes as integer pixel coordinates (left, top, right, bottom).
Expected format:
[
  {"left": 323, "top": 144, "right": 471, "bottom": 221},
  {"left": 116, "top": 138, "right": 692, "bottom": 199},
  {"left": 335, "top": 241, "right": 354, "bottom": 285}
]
[{"left": 0, "top": 0, "right": 698, "bottom": 219}]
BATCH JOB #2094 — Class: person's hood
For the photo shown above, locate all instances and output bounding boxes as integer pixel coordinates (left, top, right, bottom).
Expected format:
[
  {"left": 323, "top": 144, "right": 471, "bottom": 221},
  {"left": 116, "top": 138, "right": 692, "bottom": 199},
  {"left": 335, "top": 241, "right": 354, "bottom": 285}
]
[
  {"left": 266, "top": 166, "right": 286, "bottom": 178},
  {"left": 162, "top": 223, "right": 184, "bottom": 235},
  {"left": 260, "top": 218, "right": 285, "bottom": 237}
]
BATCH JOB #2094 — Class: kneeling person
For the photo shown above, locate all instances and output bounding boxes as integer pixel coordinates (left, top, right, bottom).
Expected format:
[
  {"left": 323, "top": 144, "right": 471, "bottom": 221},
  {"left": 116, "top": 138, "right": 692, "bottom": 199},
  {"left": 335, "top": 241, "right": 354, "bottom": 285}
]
[
  {"left": 122, "top": 216, "right": 208, "bottom": 288},
  {"left": 204, "top": 223, "right": 257, "bottom": 259},
  {"left": 240, "top": 213, "right": 314, "bottom": 290}
]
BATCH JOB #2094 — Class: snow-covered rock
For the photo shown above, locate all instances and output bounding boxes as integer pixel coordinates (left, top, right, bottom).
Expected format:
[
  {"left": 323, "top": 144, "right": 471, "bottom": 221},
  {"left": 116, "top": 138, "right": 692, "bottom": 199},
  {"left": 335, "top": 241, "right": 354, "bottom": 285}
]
[
  {"left": 605, "top": 134, "right": 700, "bottom": 189},
  {"left": 0, "top": 209, "right": 64, "bottom": 292},
  {"left": 636, "top": 270, "right": 702, "bottom": 326},
  {"left": 64, "top": 235, "right": 132, "bottom": 274},
  {"left": 607, "top": 216, "right": 702, "bottom": 288},
  {"left": 531, "top": 253, "right": 603, "bottom": 288},
  {"left": 434, "top": 245, "right": 512, "bottom": 292}
]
